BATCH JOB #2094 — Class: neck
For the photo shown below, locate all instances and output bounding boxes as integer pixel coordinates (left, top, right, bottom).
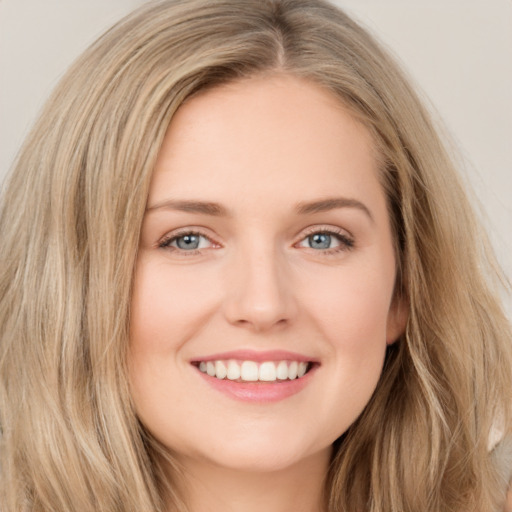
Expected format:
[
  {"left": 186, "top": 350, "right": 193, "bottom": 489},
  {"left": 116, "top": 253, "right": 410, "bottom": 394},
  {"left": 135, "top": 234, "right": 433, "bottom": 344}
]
[{"left": 168, "top": 448, "right": 331, "bottom": 512}]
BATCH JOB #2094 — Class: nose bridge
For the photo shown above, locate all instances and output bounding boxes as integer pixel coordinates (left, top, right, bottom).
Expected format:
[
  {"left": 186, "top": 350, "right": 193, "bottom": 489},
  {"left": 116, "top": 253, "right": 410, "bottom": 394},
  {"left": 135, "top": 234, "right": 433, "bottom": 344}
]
[{"left": 223, "top": 235, "right": 296, "bottom": 331}]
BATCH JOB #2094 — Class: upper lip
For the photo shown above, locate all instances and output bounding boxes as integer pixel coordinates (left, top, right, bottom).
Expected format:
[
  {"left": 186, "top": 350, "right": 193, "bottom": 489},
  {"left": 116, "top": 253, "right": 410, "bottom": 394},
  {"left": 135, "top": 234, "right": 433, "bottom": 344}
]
[{"left": 191, "top": 349, "right": 319, "bottom": 364}]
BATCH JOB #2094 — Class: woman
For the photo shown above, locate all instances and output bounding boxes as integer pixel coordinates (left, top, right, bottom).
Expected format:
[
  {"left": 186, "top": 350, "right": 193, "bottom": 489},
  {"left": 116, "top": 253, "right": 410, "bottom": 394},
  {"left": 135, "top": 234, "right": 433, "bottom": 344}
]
[{"left": 0, "top": 0, "right": 511, "bottom": 511}]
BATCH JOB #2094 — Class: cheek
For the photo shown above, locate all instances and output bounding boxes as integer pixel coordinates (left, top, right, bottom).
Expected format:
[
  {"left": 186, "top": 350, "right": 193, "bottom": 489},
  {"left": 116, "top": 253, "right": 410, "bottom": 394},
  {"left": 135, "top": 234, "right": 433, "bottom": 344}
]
[
  {"left": 128, "top": 258, "right": 218, "bottom": 416},
  {"left": 128, "top": 258, "right": 220, "bottom": 441},
  {"left": 298, "top": 259, "right": 394, "bottom": 425},
  {"left": 129, "top": 257, "right": 219, "bottom": 353},
  {"left": 304, "top": 261, "right": 394, "bottom": 350}
]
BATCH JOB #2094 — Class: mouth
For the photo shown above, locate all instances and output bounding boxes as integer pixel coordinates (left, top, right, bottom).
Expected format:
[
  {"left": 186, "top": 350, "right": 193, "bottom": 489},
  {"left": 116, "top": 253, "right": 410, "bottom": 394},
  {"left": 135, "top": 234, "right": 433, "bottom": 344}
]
[
  {"left": 190, "top": 350, "right": 319, "bottom": 402},
  {"left": 192, "top": 359, "right": 315, "bottom": 383}
]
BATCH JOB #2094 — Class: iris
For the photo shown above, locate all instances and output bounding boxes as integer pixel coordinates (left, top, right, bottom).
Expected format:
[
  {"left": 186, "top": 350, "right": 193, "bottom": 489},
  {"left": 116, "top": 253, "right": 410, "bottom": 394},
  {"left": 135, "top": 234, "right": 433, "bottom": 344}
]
[
  {"left": 176, "top": 234, "right": 201, "bottom": 250},
  {"left": 308, "top": 233, "right": 332, "bottom": 249}
]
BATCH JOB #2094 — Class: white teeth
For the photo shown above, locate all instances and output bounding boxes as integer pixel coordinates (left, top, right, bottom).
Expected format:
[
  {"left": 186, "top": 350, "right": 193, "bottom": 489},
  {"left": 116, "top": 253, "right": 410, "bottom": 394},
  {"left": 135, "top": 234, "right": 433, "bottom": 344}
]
[
  {"left": 288, "top": 361, "right": 298, "bottom": 380},
  {"left": 206, "top": 361, "right": 216, "bottom": 377},
  {"left": 215, "top": 360, "right": 227, "bottom": 379},
  {"left": 240, "top": 361, "right": 259, "bottom": 381},
  {"left": 197, "top": 359, "right": 311, "bottom": 382},
  {"left": 227, "top": 360, "right": 241, "bottom": 380},
  {"left": 276, "top": 361, "right": 289, "bottom": 380},
  {"left": 259, "top": 361, "right": 277, "bottom": 381}
]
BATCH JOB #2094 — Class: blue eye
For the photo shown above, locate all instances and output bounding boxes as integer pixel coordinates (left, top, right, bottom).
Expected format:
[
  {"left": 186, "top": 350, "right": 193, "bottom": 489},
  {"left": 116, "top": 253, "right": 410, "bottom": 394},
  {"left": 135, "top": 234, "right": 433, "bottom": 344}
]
[
  {"left": 160, "top": 232, "right": 213, "bottom": 252},
  {"left": 308, "top": 233, "right": 333, "bottom": 249},
  {"left": 175, "top": 234, "right": 201, "bottom": 250},
  {"left": 298, "top": 230, "right": 354, "bottom": 252}
]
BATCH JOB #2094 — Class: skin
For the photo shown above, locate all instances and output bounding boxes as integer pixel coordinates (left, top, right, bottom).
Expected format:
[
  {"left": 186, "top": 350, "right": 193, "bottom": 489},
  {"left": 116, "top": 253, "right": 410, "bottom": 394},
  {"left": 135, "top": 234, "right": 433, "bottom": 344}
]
[
  {"left": 129, "top": 74, "right": 406, "bottom": 512},
  {"left": 506, "top": 482, "right": 512, "bottom": 512}
]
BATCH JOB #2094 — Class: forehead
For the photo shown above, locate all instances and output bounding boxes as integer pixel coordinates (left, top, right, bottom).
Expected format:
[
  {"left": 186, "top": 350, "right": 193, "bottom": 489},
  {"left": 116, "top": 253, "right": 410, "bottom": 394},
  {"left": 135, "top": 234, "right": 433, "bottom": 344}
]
[{"left": 150, "top": 74, "right": 384, "bottom": 212}]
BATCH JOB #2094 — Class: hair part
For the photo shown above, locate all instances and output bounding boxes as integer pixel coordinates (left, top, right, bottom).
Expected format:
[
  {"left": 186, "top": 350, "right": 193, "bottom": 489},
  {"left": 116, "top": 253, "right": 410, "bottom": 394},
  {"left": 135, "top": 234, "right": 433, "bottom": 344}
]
[{"left": 1, "top": 1, "right": 511, "bottom": 511}]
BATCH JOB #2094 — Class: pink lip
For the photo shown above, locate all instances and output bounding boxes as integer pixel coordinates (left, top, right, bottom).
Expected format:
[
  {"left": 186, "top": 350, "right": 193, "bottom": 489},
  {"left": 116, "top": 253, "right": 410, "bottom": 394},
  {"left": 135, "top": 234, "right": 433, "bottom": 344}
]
[
  {"left": 191, "top": 349, "right": 318, "bottom": 364},
  {"left": 196, "top": 369, "right": 316, "bottom": 403}
]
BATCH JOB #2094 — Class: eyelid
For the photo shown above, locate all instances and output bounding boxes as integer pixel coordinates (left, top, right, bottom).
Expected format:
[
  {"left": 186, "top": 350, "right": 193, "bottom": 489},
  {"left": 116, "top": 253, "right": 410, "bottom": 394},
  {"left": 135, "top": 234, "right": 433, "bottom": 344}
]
[
  {"left": 157, "top": 227, "right": 221, "bottom": 253},
  {"left": 294, "top": 225, "right": 355, "bottom": 252},
  {"left": 156, "top": 224, "right": 355, "bottom": 256},
  {"left": 299, "top": 224, "right": 353, "bottom": 239}
]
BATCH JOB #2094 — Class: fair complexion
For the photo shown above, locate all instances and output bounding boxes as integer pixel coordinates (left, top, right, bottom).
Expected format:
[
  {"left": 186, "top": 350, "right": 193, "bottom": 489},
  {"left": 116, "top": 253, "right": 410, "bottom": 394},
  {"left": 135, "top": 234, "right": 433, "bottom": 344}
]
[
  {"left": 129, "top": 74, "right": 406, "bottom": 512},
  {"left": 506, "top": 481, "right": 512, "bottom": 512}
]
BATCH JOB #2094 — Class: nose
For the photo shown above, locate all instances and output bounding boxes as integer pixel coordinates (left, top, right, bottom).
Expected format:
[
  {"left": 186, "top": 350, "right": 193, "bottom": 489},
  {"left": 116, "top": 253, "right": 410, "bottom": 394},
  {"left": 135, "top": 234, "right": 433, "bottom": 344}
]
[{"left": 223, "top": 244, "right": 298, "bottom": 332}]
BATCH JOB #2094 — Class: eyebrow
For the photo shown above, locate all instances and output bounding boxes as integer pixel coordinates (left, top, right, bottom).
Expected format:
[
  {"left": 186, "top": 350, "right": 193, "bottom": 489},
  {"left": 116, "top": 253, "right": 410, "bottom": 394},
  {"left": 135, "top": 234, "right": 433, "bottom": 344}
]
[
  {"left": 295, "top": 197, "right": 374, "bottom": 222},
  {"left": 146, "top": 196, "right": 373, "bottom": 222},
  {"left": 146, "top": 199, "right": 229, "bottom": 216}
]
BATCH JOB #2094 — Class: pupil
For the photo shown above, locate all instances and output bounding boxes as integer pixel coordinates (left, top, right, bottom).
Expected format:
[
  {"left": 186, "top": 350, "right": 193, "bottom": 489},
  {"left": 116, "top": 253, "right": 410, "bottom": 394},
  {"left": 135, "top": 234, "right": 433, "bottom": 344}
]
[
  {"left": 177, "top": 235, "right": 199, "bottom": 250},
  {"left": 310, "top": 233, "right": 331, "bottom": 249}
]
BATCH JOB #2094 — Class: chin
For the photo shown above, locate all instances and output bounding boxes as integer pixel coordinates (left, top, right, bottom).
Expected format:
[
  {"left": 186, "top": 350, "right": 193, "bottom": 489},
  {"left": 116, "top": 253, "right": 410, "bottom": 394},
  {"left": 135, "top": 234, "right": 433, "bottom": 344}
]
[{"left": 182, "top": 430, "right": 332, "bottom": 474}]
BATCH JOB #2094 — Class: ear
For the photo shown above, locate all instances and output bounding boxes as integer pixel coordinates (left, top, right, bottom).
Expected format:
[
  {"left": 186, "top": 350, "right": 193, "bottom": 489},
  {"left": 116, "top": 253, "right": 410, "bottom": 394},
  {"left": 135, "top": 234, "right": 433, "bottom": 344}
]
[{"left": 386, "top": 294, "right": 408, "bottom": 345}]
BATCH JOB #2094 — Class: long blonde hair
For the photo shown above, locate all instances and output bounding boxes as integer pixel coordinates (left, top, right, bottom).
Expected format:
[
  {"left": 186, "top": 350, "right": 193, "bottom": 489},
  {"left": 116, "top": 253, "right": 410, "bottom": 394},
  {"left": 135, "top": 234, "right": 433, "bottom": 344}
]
[{"left": 1, "top": 1, "right": 511, "bottom": 511}]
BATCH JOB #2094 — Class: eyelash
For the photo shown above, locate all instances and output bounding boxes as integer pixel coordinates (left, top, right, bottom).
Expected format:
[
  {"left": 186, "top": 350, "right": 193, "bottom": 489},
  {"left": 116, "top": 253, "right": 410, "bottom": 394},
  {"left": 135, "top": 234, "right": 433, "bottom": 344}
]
[
  {"left": 298, "top": 226, "right": 355, "bottom": 255},
  {"left": 158, "top": 229, "right": 216, "bottom": 256},
  {"left": 158, "top": 226, "right": 355, "bottom": 256}
]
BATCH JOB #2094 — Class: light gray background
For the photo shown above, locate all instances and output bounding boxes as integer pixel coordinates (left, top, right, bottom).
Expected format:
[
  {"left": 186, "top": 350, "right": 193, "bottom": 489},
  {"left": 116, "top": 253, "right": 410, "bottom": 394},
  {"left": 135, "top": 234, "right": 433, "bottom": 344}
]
[{"left": 1, "top": 0, "right": 511, "bottom": 313}]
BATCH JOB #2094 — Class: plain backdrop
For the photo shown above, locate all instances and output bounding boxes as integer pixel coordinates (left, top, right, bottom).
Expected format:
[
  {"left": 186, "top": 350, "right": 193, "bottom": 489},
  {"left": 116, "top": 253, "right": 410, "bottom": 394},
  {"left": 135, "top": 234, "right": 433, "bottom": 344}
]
[{"left": 0, "top": 0, "right": 511, "bottom": 314}]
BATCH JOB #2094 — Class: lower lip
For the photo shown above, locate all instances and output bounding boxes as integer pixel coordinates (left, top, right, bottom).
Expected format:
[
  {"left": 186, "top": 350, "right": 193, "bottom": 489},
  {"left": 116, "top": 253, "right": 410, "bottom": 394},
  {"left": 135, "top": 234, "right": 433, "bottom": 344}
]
[{"left": 195, "top": 366, "right": 317, "bottom": 403}]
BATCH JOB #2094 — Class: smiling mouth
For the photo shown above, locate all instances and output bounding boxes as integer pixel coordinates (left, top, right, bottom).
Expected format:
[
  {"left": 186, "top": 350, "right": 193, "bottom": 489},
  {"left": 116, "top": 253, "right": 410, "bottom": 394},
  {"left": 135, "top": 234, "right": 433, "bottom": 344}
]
[{"left": 193, "top": 359, "right": 314, "bottom": 382}]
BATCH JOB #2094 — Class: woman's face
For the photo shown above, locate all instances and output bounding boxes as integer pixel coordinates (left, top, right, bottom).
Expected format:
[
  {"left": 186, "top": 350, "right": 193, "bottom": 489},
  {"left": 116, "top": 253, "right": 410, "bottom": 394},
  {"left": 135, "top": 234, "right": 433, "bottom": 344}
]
[{"left": 129, "top": 74, "right": 405, "bottom": 473}]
